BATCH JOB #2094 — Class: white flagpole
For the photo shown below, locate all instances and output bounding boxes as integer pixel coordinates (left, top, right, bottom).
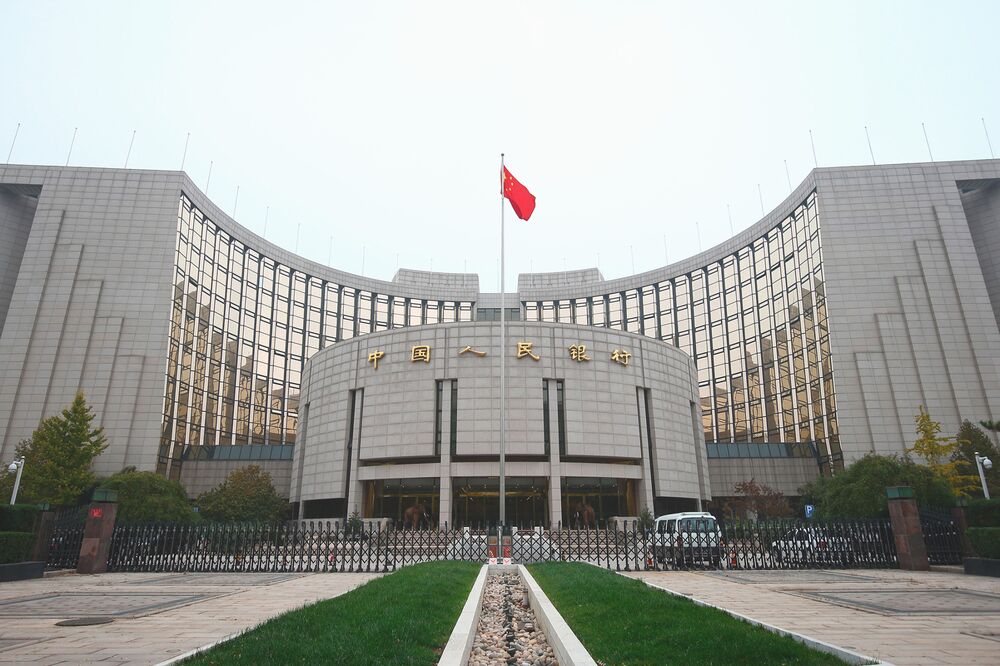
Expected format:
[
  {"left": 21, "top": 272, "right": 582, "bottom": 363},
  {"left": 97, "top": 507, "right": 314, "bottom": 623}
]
[{"left": 499, "top": 153, "right": 507, "bottom": 527}]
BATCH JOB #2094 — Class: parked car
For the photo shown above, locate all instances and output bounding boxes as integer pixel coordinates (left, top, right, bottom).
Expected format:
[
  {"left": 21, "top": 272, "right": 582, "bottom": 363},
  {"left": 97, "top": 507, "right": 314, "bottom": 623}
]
[
  {"left": 770, "top": 527, "right": 854, "bottom": 565},
  {"left": 650, "top": 512, "right": 723, "bottom": 567}
]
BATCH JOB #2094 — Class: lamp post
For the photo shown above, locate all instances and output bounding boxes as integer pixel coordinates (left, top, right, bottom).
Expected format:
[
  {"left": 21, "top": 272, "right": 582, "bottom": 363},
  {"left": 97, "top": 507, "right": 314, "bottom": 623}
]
[
  {"left": 974, "top": 451, "right": 993, "bottom": 500},
  {"left": 7, "top": 457, "right": 25, "bottom": 505}
]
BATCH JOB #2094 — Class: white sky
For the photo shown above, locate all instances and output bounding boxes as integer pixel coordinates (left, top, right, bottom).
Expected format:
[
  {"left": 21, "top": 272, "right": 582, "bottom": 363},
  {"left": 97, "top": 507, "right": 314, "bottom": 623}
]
[{"left": 2, "top": 1, "right": 998, "bottom": 291}]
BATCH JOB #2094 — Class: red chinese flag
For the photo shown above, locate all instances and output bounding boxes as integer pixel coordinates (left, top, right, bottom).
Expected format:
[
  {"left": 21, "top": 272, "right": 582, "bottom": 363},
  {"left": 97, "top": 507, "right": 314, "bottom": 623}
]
[{"left": 502, "top": 166, "right": 536, "bottom": 221}]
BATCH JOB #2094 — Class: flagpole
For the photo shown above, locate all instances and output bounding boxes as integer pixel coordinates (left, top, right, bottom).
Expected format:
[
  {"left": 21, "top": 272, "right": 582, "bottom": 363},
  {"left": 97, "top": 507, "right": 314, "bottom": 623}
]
[{"left": 499, "top": 152, "right": 507, "bottom": 528}]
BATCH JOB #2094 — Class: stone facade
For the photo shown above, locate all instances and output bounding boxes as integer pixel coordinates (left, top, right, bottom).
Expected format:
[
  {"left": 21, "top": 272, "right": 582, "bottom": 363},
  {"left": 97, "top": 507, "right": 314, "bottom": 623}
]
[
  {"left": 292, "top": 321, "right": 708, "bottom": 524},
  {"left": 1, "top": 160, "right": 999, "bottom": 516}
]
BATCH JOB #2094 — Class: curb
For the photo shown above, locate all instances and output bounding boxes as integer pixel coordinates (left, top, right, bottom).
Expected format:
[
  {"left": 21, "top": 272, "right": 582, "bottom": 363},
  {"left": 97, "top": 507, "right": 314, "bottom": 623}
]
[
  {"left": 154, "top": 629, "right": 247, "bottom": 666},
  {"left": 631, "top": 573, "right": 892, "bottom": 666},
  {"left": 518, "top": 565, "right": 597, "bottom": 666},
  {"left": 437, "top": 564, "right": 490, "bottom": 665}
]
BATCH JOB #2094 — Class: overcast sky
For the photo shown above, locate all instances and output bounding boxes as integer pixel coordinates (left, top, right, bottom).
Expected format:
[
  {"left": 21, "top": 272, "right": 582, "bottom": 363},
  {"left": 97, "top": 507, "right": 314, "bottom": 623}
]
[{"left": 3, "top": 1, "right": 998, "bottom": 291}]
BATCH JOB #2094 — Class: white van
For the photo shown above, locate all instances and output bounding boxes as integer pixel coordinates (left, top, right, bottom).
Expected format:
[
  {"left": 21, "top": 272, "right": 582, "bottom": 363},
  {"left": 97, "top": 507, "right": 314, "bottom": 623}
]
[{"left": 650, "top": 511, "right": 723, "bottom": 567}]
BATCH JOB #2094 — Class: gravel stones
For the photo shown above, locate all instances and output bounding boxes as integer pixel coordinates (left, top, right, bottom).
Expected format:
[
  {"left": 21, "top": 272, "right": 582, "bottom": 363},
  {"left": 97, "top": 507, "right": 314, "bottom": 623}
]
[{"left": 467, "top": 571, "right": 558, "bottom": 666}]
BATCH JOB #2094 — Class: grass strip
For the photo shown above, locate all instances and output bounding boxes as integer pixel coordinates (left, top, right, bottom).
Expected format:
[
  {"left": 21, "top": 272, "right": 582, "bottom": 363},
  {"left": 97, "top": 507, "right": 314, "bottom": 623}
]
[
  {"left": 527, "top": 562, "right": 846, "bottom": 665},
  {"left": 184, "top": 561, "right": 482, "bottom": 665}
]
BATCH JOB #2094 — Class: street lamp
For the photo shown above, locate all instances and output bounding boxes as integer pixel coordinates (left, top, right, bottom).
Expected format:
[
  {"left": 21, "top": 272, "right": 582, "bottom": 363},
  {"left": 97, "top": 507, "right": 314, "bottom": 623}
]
[
  {"left": 7, "top": 457, "right": 25, "bottom": 505},
  {"left": 974, "top": 451, "right": 993, "bottom": 500}
]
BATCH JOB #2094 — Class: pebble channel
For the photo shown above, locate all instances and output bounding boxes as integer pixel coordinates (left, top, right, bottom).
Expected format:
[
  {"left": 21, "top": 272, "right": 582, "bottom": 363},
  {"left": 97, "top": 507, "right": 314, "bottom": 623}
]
[{"left": 467, "top": 571, "right": 559, "bottom": 666}]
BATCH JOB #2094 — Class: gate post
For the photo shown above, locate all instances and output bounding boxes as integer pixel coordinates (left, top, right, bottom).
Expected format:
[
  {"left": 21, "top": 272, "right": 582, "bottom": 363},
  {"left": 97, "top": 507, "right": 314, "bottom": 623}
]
[
  {"left": 30, "top": 509, "right": 55, "bottom": 562},
  {"left": 77, "top": 490, "right": 119, "bottom": 574},
  {"left": 886, "top": 486, "right": 929, "bottom": 571},
  {"left": 951, "top": 500, "right": 973, "bottom": 558}
]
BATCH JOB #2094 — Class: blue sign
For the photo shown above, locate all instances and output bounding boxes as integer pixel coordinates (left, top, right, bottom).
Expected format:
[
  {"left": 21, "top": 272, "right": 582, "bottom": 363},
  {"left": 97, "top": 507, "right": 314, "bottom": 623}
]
[{"left": 804, "top": 504, "right": 815, "bottom": 519}]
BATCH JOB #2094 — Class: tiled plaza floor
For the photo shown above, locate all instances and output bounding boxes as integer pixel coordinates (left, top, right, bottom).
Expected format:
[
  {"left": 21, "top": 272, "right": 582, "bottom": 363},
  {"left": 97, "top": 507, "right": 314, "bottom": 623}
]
[
  {"left": 0, "top": 571, "right": 378, "bottom": 665},
  {"left": 626, "top": 567, "right": 1000, "bottom": 665}
]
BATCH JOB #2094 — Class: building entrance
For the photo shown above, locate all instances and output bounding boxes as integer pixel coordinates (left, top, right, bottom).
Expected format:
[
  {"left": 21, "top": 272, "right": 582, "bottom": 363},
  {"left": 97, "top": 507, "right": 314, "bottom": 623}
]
[
  {"left": 561, "top": 477, "right": 637, "bottom": 527},
  {"left": 451, "top": 476, "right": 547, "bottom": 528},
  {"left": 363, "top": 478, "right": 439, "bottom": 528}
]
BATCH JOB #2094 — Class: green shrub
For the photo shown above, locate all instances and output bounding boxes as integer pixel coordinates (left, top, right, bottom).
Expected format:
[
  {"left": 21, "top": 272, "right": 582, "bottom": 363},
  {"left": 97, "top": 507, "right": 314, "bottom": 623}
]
[
  {"left": 0, "top": 504, "right": 40, "bottom": 532},
  {"left": 99, "top": 469, "right": 198, "bottom": 523},
  {"left": 799, "top": 453, "right": 955, "bottom": 518},
  {"left": 0, "top": 531, "right": 34, "bottom": 564},
  {"left": 967, "top": 498, "right": 1000, "bottom": 527},
  {"left": 967, "top": 527, "right": 1000, "bottom": 559},
  {"left": 197, "top": 466, "right": 287, "bottom": 523}
]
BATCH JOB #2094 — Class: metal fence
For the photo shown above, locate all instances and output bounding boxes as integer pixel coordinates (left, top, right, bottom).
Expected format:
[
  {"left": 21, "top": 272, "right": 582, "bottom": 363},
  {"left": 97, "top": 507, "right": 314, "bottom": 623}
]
[
  {"left": 106, "top": 522, "right": 502, "bottom": 573},
  {"left": 511, "top": 519, "right": 897, "bottom": 571},
  {"left": 717, "top": 518, "right": 896, "bottom": 570},
  {"left": 920, "top": 517, "right": 964, "bottom": 565},
  {"left": 46, "top": 507, "right": 87, "bottom": 570},
  {"left": 95, "top": 517, "right": 904, "bottom": 573}
]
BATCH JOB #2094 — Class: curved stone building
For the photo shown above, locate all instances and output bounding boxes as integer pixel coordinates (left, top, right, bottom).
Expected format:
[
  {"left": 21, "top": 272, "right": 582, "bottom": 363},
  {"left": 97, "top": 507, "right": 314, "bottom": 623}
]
[
  {"left": 294, "top": 321, "right": 705, "bottom": 525},
  {"left": 1, "top": 159, "right": 1000, "bottom": 525}
]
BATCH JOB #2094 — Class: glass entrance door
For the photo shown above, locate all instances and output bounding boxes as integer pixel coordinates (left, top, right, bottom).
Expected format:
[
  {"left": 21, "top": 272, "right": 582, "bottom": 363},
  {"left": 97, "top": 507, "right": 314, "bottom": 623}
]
[{"left": 451, "top": 476, "right": 548, "bottom": 528}]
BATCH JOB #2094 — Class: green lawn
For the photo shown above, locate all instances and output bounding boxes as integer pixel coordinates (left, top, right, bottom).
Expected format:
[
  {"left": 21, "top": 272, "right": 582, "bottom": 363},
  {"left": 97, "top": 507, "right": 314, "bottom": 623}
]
[
  {"left": 526, "top": 562, "right": 847, "bottom": 666},
  {"left": 184, "top": 561, "right": 482, "bottom": 665}
]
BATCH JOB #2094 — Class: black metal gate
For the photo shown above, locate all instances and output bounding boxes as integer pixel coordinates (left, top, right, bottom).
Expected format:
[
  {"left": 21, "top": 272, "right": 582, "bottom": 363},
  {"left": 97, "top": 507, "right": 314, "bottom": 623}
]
[
  {"left": 43, "top": 512, "right": 969, "bottom": 573},
  {"left": 46, "top": 507, "right": 87, "bottom": 570},
  {"left": 919, "top": 508, "right": 964, "bottom": 565}
]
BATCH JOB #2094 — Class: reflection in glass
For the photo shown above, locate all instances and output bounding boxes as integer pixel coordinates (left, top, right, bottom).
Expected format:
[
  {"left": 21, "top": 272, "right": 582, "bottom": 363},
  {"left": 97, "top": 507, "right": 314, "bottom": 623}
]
[
  {"left": 159, "top": 195, "right": 475, "bottom": 476},
  {"left": 522, "top": 192, "right": 840, "bottom": 470}
]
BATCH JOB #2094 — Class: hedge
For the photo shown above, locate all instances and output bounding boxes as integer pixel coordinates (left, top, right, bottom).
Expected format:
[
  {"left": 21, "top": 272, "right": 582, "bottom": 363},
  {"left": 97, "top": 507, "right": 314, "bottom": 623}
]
[
  {"left": 0, "top": 504, "right": 40, "bottom": 533},
  {"left": 0, "top": 531, "right": 34, "bottom": 564},
  {"left": 967, "top": 498, "right": 1000, "bottom": 527},
  {"left": 967, "top": 527, "right": 1000, "bottom": 560}
]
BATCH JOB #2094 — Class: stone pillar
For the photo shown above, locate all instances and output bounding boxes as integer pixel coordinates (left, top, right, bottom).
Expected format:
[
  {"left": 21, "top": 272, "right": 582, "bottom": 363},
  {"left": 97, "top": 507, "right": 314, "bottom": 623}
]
[
  {"left": 547, "top": 381, "right": 563, "bottom": 528},
  {"left": 951, "top": 503, "right": 973, "bottom": 558},
  {"left": 438, "top": 380, "right": 453, "bottom": 529},
  {"left": 345, "top": 393, "right": 365, "bottom": 518},
  {"left": 77, "top": 492, "right": 119, "bottom": 575},
  {"left": 886, "top": 486, "right": 929, "bottom": 571},
  {"left": 635, "top": 388, "right": 656, "bottom": 514},
  {"left": 30, "top": 510, "right": 55, "bottom": 563}
]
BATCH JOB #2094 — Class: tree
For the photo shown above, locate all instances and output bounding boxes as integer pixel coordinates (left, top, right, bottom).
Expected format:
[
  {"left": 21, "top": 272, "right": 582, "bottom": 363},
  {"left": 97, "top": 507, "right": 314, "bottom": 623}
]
[
  {"left": 197, "top": 465, "right": 287, "bottom": 522},
  {"left": 799, "top": 453, "right": 955, "bottom": 518},
  {"left": 637, "top": 507, "right": 655, "bottom": 532},
  {"left": 0, "top": 393, "right": 107, "bottom": 507},
  {"left": 908, "top": 406, "right": 980, "bottom": 498},
  {"left": 952, "top": 420, "right": 999, "bottom": 499},
  {"left": 99, "top": 468, "right": 198, "bottom": 523},
  {"left": 729, "top": 479, "right": 793, "bottom": 519}
]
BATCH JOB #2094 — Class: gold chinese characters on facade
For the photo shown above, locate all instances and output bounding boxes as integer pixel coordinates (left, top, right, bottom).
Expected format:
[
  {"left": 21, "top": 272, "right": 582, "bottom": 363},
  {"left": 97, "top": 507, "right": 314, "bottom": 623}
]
[
  {"left": 516, "top": 341, "right": 540, "bottom": 361},
  {"left": 362, "top": 342, "right": 634, "bottom": 368},
  {"left": 411, "top": 345, "right": 431, "bottom": 363},
  {"left": 611, "top": 349, "right": 632, "bottom": 367},
  {"left": 459, "top": 345, "right": 487, "bottom": 357}
]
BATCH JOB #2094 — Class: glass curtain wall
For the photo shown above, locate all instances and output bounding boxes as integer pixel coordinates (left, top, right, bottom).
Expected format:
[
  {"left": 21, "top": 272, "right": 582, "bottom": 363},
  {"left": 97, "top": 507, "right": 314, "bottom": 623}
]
[
  {"left": 524, "top": 193, "right": 840, "bottom": 469},
  {"left": 159, "top": 195, "right": 474, "bottom": 476}
]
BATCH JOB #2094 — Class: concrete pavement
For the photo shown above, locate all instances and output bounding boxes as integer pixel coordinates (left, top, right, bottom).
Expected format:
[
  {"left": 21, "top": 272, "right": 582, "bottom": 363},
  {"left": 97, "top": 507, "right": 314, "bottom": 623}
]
[
  {"left": 625, "top": 568, "right": 1000, "bottom": 665},
  {"left": 0, "top": 571, "right": 379, "bottom": 665}
]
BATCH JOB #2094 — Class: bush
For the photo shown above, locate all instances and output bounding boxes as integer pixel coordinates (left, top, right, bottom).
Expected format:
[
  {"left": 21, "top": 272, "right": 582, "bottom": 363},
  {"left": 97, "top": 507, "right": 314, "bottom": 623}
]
[
  {"left": 967, "top": 527, "right": 1000, "bottom": 559},
  {"left": 346, "top": 509, "right": 363, "bottom": 535},
  {"left": 0, "top": 531, "right": 34, "bottom": 564},
  {"left": 0, "top": 504, "right": 41, "bottom": 532},
  {"left": 799, "top": 453, "right": 955, "bottom": 518},
  {"left": 99, "top": 470, "right": 198, "bottom": 523},
  {"left": 966, "top": 498, "right": 1000, "bottom": 527},
  {"left": 197, "top": 466, "right": 287, "bottom": 523}
]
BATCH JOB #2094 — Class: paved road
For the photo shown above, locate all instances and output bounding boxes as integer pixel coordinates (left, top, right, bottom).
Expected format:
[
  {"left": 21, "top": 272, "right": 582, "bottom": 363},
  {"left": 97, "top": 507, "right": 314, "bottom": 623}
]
[
  {"left": 0, "top": 571, "right": 378, "bottom": 665},
  {"left": 625, "top": 567, "right": 1000, "bottom": 665}
]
